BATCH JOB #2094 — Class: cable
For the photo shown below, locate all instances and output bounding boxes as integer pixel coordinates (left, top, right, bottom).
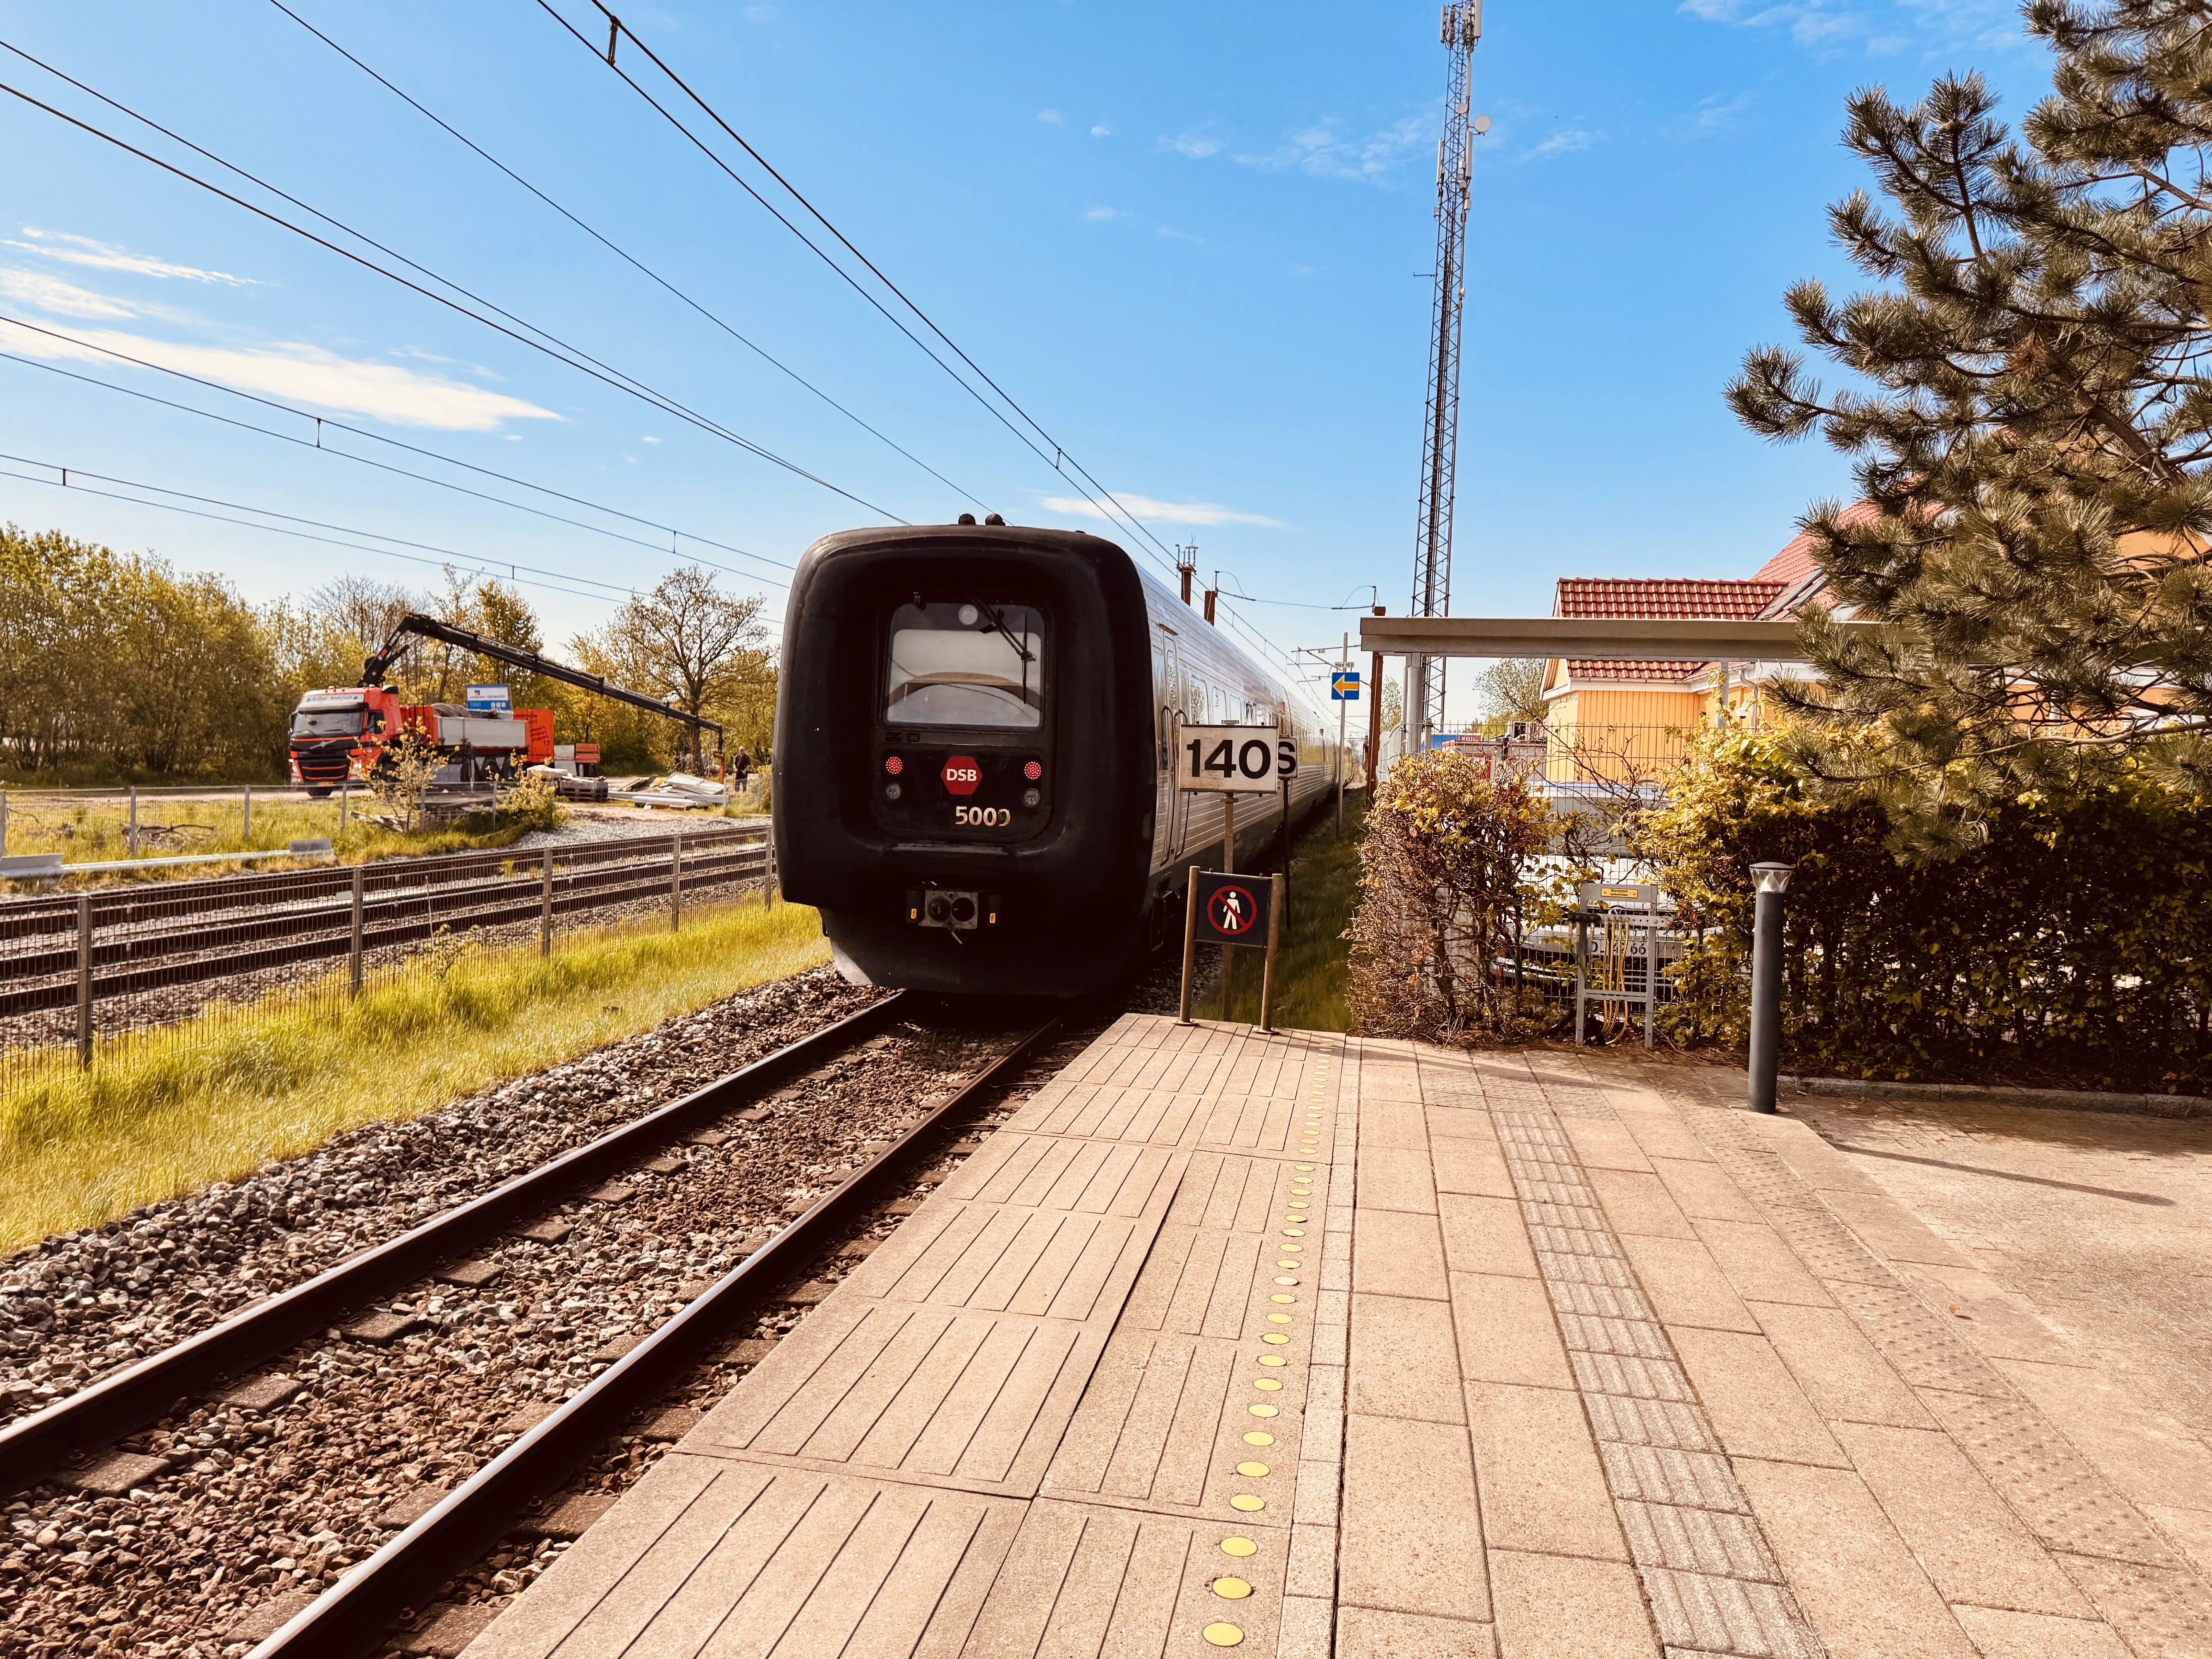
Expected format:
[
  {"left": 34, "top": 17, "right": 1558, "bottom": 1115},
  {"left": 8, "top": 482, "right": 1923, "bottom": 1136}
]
[
  {"left": 0, "top": 448, "right": 736, "bottom": 602},
  {"left": 0, "top": 317, "right": 791, "bottom": 581},
  {"left": 0, "top": 463, "right": 625, "bottom": 606},
  {"left": 0, "top": 40, "right": 905, "bottom": 520},
  {"left": 265, "top": 0, "right": 986, "bottom": 512},
  {"left": 539, "top": 1, "right": 1307, "bottom": 674}
]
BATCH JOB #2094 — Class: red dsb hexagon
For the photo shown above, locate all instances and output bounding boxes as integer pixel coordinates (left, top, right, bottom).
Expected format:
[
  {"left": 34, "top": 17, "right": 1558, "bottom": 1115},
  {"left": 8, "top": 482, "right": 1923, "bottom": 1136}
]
[{"left": 941, "top": 755, "right": 982, "bottom": 796}]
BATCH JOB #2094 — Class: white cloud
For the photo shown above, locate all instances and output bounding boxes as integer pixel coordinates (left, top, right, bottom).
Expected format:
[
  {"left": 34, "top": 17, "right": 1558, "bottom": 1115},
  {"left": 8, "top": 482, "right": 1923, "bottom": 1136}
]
[
  {"left": 1157, "top": 225, "right": 1207, "bottom": 244},
  {"left": 1525, "top": 128, "right": 1600, "bottom": 160},
  {"left": 9, "top": 228, "right": 259, "bottom": 287},
  {"left": 1091, "top": 124, "right": 1111, "bottom": 138},
  {"left": 1678, "top": 0, "right": 2020, "bottom": 57},
  {"left": 1668, "top": 91, "right": 1756, "bottom": 137},
  {"left": 0, "top": 268, "right": 137, "bottom": 319},
  {"left": 1082, "top": 205, "right": 1123, "bottom": 222},
  {"left": 1039, "top": 491, "right": 1284, "bottom": 529},
  {"left": 743, "top": 4, "right": 778, "bottom": 19},
  {"left": 1165, "top": 131, "right": 1224, "bottom": 158},
  {"left": 641, "top": 434, "right": 662, "bottom": 443},
  {"left": 1164, "top": 114, "right": 1436, "bottom": 184},
  {"left": 0, "top": 316, "right": 560, "bottom": 431},
  {"left": 1037, "top": 108, "right": 1064, "bottom": 125}
]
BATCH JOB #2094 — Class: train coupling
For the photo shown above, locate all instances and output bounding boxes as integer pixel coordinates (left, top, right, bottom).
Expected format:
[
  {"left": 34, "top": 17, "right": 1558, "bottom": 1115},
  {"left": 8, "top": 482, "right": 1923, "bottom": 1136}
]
[{"left": 906, "top": 889, "right": 1002, "bottom": 931}]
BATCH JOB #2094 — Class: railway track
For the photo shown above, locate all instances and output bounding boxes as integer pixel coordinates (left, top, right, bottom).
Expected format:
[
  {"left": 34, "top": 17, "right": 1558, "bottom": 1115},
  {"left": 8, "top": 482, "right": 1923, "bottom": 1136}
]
[
  {"left": 0, "top": 986, "right": 1071, "bottom": 1656},
  {"left": 0, "top": 826, "right": 766, "bottom": 1018}
]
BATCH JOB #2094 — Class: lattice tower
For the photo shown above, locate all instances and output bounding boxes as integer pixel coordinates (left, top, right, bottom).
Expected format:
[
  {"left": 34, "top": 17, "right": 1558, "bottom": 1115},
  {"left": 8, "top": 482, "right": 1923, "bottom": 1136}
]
[{"left": 1405, "top": 1, "right": 1482, "bottom": 753}]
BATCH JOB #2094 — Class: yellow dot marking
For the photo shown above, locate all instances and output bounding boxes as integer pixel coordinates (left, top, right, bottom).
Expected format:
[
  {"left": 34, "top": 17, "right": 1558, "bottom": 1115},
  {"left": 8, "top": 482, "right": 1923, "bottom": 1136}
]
[
  {"left": 1267, "top": 1312, "right": 1292, "bottom": 1323},
  {"left": 1221, "top": 1536, "right": 1258, "bottom": 1557},
  {"left": 1202, "top": 1624, "right": 1245, "bottom": 1647},
  {"left": 1213, "top": 1577, "right": 1254, "bottom": 1600},
  {"left": 1243, "top": 1431, "right": 1274, "bottom": 1446},
  {"left": 1281, "top": 1228, "right": 1304, "bottom": 1238},
  {"left": 1230, "top": 1493, "right": 1266, "bottom": 1511},
  {"left": 1274, "top": 1276, "right": 1300, "bottom": 1285},
  {"left": 1290, "top": 1187, "right": 1312, "bottom": 1196},
  {"left": 1258, "top": 1355, "right": 1286, "bottom": 1367},
  {"left": 1262, "top": 1333, "right": 1289, "bottom": 1344},
  {"left": 1254, "top": 1378, "right": 1283, "bottom": 1391},
  {"left": 1236, "top": 1460, "right": 1269, "bottom": 1477},
  {"left": 1276, "top": 1259, "right": 1299, "bottom": 1268},
  {"left": 1270, "top": 1293, "right": 1296, "bottom": 1303},
  {"left": 1280, "top": 1242, "right": 1304, "bottom": 1252},
  {"left": 1249, "top": 1403, "right": 1279, "bottom": 1417},
  {"left": 1295, "top": 1164, "right": 1315, "bottom": 1171}
]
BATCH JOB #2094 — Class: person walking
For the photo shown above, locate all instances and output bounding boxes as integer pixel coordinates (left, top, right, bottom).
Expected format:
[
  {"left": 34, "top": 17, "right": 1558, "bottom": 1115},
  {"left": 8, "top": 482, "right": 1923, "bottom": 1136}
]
[{"left": 732, "top": 747, "right": 753, "bottom": 792}]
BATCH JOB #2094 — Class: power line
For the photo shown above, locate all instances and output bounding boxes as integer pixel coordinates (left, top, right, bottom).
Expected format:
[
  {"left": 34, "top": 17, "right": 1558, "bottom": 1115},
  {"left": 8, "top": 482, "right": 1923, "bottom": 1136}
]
[
  {"left": 264, "top": 0, "right": 986, "bottom": 512},
  {"left": 0, "top": 461, "right": 627, "bottom": 606},
  {"left": 0, "top": 314, "right": 792, "bottom": 582},
  {"left": 537, "top": 1, "right": 1306, "bottom": 672},
  {"left": 0, "top": 448, "right": 699, "bottom": 604},
  {"left": 0, "top": 39, "right": 905, "bottom": 520}
]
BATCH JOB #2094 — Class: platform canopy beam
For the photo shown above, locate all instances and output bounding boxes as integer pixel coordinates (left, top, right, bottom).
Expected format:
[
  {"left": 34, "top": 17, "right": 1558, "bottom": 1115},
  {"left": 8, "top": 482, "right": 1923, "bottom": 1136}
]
[{"left": 1357, "top": 615, "right": 1869, "bottom": 663}]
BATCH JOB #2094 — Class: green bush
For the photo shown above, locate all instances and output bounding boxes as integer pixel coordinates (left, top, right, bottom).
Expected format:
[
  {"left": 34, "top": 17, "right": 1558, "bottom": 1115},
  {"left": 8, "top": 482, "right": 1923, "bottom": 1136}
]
[
  {"left": 1641, "top": 730, "right": 2212, "bottom": 1092},
  {"left": 1345, "top": 752, "right": 1554, "bottom": 1044}
]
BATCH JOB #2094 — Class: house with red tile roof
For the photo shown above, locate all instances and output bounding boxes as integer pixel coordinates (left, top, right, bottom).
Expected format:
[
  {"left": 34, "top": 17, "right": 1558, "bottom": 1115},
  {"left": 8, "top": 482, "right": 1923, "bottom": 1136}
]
[{"left": 1536, "top": 529, "right": 1838, "bottom": 786}]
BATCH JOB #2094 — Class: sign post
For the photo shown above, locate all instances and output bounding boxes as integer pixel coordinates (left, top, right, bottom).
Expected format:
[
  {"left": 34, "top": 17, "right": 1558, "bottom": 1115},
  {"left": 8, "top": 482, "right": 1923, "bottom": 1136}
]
[
  {"left": 1175, "top": 725, "right": 1285, "bottom": 1028},
  {"left": 1330, "top": 649, "right": 1359, "bottom": 836},
  {"left": 1180, "top": 867, "right": 1283, "bottom": 1030}
]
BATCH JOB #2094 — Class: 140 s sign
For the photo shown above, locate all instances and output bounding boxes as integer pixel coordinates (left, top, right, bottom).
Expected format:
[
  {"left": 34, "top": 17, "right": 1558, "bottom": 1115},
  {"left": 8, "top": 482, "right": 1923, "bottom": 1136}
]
[{"left": 1176, "top": 725, "right": 1295, "bottom": 793}]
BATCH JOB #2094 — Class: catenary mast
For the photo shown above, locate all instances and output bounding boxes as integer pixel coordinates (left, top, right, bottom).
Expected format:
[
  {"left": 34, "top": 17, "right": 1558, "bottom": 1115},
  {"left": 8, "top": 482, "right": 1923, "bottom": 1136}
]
[{"left": 1404, "top": 1, "right": 1483, "bottom": 756}]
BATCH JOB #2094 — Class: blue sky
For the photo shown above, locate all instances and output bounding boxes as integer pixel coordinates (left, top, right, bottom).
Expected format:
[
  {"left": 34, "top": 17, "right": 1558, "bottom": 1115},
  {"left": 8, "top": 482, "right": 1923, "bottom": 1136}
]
[{"left": 0, "top": 0, "right": 2056, "bottom": 718}]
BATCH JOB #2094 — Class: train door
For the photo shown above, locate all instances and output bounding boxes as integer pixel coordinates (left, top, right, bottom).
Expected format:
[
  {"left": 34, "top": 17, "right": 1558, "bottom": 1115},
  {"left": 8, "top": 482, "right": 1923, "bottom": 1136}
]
[{"left": 1154, "top": 628, "right": 1178, "bottom": 870}]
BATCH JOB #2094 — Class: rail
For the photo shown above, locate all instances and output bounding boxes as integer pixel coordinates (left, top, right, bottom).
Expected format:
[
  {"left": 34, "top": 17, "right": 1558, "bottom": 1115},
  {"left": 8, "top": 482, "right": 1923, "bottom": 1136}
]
[
  {"left": 250, "top": 1012, "right": 1060, "bottom": 1657},
  {"left": 0, "top": 825, "right": 767, "bottom": 1024}
]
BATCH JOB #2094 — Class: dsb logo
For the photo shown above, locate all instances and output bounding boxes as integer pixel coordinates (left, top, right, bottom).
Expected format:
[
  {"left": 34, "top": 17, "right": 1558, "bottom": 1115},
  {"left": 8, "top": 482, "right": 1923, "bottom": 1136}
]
[{"left": 941, "top": 755, "right": 981, "bottom": 796}]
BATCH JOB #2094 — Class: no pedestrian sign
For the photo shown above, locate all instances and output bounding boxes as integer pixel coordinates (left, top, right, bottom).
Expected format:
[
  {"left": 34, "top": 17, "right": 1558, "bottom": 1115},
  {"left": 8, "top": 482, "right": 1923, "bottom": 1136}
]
[
  {"left": 1194, "top": 871, "right": 1273, "bottom": 947},
  {"left": 1331, "top": 671, "right": 1360, "bottom": 701}
]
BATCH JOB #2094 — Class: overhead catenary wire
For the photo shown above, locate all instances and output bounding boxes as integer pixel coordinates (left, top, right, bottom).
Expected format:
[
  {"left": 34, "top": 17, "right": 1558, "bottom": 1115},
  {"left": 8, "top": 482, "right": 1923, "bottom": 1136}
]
[
  {"left": 0, "top": 39, "right": 906, "bottom": 522},
  {"left": 264, "top": 0, "right": 987, "bottom": 512},
  {"left": 0, "top": 315, "right": 793, "bottom": 582},
  {"left": 538, "top": 1, "right": 1308, "bottom": 678}
]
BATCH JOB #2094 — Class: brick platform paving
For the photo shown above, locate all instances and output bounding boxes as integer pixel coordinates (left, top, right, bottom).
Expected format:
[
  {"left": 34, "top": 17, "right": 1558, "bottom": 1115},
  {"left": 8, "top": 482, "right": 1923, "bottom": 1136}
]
[{"left": 462, "top": 1022, "right": 2212, "bottom": 1658}]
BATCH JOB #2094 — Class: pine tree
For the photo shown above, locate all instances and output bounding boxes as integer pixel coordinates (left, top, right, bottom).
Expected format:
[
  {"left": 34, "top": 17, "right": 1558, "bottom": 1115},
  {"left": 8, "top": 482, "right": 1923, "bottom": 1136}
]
[{"left": 1729, "top": 2, "right": 2212, "bottom": 855}]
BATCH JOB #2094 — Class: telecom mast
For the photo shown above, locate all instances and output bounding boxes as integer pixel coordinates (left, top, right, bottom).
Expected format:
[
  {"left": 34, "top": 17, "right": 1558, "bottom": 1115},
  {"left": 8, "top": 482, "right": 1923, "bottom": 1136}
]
[{"left": 1404, "top": 2, "right": 1484, "bottom": 755}]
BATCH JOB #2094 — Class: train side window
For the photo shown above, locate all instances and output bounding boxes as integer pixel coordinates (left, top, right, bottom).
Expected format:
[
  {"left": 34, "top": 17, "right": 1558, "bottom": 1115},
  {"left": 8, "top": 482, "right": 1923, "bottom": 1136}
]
[{"left": 885, "top": 601, "right": 1045, "bottom": 729}]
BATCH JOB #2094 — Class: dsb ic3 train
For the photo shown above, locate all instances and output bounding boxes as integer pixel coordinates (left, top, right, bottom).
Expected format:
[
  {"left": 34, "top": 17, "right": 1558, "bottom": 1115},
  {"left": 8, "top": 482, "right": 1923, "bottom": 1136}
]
[{"left": 774, "top": 520, "right": 1344, "bottom": 996}]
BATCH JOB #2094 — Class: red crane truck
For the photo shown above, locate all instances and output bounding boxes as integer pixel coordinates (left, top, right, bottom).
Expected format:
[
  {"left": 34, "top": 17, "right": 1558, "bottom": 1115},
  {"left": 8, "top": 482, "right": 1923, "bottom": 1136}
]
[{"left": 286, "top": 613, "right": 721, "bottom": 794}]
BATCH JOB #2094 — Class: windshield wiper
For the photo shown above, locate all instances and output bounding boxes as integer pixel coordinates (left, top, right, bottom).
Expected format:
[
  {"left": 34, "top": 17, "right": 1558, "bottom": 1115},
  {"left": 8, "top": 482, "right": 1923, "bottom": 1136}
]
[{"left": 970, "top": 601, "right": 1034, "bottom": 666}]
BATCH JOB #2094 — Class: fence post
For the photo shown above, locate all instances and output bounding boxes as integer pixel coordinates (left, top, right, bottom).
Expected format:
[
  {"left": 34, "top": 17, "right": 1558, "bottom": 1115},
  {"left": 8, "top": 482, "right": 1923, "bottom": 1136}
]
[
  {"left": 0, "top": 788, "right": 7, "bottom": 854},
  {"left": 339, "top": 784, "right": 349, "bottom": 838},
  {"left": 349, "top": 865, "right": 366, "bottom": 998},
  {"left": 765, "top": 824, "right": 777, "bottom": 909},
  {"left": 127, "top": 785, "right": 138, "bottom": 859},
  {"left": 541, "top": 847, "right": 554, "bottom": 957},
  {"left": 76, "top": 894, "right": 93, "bottom": 1068},
  {"left": 242, "top": 783, "right": 252, "bottom": 845},
  {"left": 671, "top": 830, "right": 682, "bottom": 931}
]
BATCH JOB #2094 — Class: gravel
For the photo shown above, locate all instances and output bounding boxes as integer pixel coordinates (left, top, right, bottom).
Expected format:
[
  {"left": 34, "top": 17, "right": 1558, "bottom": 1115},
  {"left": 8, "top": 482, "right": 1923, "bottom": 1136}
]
[{"left": 0, "top": 903, "right": 1197, "bottom": 1656}]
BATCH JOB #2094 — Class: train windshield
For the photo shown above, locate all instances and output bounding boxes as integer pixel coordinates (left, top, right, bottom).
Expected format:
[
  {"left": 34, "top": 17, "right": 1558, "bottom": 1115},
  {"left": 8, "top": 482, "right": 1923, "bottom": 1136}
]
[
  {"left": 885, "top": 601, "right": 1045, "bottom": 729},
  {"left": 291, "top": 702, "right": 368, "bottom": 738}
]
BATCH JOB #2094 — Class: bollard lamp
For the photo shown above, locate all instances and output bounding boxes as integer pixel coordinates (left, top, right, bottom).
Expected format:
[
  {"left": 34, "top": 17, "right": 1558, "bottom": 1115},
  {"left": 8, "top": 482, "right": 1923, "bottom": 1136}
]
[{"left": 1746, "top": 862, "right": 1794, "bottom": 1113}]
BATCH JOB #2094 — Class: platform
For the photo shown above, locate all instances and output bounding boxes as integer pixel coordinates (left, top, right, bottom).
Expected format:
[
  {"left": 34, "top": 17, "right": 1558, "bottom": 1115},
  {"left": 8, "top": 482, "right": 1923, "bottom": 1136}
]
[{"left": 464, "top": 1018, "right": 2212, "bottom": 1658}]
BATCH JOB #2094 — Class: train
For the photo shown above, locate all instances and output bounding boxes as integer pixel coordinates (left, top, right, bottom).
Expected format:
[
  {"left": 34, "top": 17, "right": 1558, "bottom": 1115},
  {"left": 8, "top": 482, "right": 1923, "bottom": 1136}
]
[{"left": 774, "top": 519, "right": 1347, "bottom": 996}]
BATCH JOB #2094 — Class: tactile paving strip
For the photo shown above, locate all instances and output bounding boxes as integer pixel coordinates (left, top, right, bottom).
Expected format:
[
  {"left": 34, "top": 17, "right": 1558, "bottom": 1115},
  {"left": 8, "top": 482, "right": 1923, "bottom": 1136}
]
[
  {"left": 1651, "top": 1068, "right": 2212, "bottom": 1659},
  {"left": 1489, "top": 1082, "right": 1826, "bottom": 1659}
]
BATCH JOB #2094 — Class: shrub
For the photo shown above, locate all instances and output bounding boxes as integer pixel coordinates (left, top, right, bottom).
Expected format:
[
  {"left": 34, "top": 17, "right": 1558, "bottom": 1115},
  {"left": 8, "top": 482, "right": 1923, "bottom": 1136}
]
[
  {"left": 1640, "top": 729, "right": 2212, "bottom": 1092},
  {"left": 1345, "top": 752, "right": 1553, "bottom": 1044}
]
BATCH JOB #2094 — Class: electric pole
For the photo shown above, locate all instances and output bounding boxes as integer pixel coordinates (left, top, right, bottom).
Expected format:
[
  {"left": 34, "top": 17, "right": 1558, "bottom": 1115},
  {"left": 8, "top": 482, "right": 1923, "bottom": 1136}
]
[{"left": 1405, "top": 2, "right": 1486, "bottom": 757}]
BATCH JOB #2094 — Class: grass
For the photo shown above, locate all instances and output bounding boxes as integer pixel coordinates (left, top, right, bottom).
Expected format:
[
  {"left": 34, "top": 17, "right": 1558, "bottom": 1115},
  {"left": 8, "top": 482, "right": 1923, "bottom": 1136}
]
[
  {"left": 0, "top": 894, "right": 829, "bottom": 1249},
  {"left": 1202, "top": 794, "right": 1368, "bottom": 1032}
]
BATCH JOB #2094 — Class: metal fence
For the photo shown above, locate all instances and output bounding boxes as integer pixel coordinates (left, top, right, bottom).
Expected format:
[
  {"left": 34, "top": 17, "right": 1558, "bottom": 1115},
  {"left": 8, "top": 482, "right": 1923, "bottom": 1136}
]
[{"left": 0, "top": 823, "right": 775, "bottom": 1107}]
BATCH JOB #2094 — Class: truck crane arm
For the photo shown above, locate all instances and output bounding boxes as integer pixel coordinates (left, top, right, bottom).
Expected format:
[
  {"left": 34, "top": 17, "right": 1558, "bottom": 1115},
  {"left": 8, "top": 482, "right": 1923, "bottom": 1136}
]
[{"left": 364, "top": 613, "right": 723, "bottom": 746}]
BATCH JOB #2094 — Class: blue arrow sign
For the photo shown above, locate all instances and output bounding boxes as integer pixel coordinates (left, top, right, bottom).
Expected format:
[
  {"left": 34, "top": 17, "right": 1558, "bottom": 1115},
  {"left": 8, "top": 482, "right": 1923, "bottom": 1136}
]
[{"left": 1330, "top": 671, "right": 1360, "bottom": 701}]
